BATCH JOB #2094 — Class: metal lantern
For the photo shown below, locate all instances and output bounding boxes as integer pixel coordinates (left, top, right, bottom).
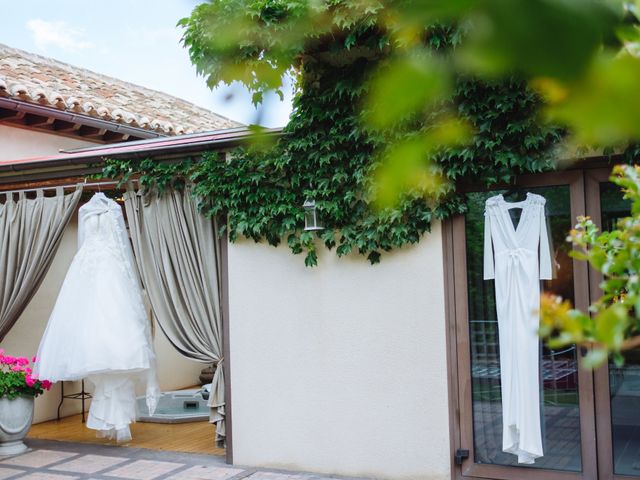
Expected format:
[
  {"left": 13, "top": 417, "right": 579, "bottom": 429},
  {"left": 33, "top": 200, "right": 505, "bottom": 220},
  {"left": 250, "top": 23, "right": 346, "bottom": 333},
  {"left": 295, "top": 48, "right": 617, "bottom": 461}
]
[{"left": 303, "top": 198, "right": 324, "bottom": 231}]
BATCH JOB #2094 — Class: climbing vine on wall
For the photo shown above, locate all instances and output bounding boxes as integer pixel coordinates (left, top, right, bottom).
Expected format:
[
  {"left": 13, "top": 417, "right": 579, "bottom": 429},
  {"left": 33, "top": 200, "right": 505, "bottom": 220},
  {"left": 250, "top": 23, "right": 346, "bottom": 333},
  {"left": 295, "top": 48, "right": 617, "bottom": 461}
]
[{"left": 101, "top": 25, "right": 562, "bottom": 266}]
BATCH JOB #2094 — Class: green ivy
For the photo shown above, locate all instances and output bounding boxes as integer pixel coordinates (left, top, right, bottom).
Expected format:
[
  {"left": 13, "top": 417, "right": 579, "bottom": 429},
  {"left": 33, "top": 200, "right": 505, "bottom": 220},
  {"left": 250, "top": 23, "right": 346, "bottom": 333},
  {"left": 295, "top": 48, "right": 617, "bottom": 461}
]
[{"left": 101, "top": 26, "right": 562, "bottom": 266}]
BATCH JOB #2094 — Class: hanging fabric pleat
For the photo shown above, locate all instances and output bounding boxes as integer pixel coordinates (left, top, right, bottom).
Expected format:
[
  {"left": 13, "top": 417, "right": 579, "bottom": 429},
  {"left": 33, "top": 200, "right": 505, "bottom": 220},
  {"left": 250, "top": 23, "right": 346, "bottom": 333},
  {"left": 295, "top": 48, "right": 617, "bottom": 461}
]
[
  {"left": 124, "top": 185, "right": 226, "bottom": 445},
  {"left": 0, "top": 186, "right": 82, "bottom": 341}
]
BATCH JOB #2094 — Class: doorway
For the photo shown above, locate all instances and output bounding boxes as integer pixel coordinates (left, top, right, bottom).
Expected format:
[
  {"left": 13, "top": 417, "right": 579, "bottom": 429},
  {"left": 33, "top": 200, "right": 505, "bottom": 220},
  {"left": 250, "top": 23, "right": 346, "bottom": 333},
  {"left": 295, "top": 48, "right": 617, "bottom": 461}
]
[
  {"left": 0, "top": 188, "right": 226, "bottom": 458},
  {"left": 445, "top": 167, "right": 638, "bottom": 479}
]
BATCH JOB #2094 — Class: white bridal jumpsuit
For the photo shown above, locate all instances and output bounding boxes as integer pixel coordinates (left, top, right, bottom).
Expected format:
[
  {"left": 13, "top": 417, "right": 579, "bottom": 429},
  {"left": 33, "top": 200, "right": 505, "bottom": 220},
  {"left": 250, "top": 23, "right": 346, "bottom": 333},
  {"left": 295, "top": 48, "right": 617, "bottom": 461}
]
[
  {"left": 35, "top": 192, "right": 159, "bottom": 442},
  {"left": 483, "top": 192, "right": 552, "bottom": 464}
]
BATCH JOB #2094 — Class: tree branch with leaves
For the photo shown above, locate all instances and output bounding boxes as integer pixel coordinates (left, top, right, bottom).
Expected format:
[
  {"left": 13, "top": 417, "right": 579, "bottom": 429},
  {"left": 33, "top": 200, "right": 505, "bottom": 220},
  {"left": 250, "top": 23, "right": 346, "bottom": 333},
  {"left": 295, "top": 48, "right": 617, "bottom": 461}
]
[{"left": 540, "top": 165, "right": 640, "bottom": 365}]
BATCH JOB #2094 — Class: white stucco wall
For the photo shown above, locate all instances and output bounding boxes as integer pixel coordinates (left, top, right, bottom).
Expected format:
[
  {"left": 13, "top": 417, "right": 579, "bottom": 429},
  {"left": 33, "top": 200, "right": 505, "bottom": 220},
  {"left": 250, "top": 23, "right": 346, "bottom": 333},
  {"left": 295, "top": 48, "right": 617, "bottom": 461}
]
[
  {"left": 0, "top": 215, "right": 203, "bottom": 424},
  {"left": 0, "top": 124, "right": 96, "bottom": 160},
  {"left": 228, "top": 222, "right": 451, "bottom": 480}
]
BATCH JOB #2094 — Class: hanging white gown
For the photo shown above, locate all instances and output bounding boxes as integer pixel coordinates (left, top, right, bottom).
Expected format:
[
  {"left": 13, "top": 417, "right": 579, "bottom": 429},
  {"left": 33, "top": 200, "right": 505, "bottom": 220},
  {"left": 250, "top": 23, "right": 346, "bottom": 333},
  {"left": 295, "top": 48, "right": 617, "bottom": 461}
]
[
  {"left": 483, "top": 192, "right": 552, "bottom": 464},
  {"left": 35, "top": 192, "right": 159, "bottom": 442}
]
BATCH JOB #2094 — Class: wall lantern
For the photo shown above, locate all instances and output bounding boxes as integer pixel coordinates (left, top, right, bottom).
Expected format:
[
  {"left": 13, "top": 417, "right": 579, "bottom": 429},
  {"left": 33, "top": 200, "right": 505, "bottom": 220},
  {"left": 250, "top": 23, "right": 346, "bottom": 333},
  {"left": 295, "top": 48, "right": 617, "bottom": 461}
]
[{"left": 303, "top": 198, "right": 324, "bottom": 231}]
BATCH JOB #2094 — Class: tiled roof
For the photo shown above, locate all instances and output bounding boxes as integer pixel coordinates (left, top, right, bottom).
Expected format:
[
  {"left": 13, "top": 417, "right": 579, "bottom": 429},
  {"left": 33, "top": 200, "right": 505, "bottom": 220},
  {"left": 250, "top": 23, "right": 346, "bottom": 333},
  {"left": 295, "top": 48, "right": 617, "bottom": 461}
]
[{"left": 0, "top": 43, "right": 241, "bottom": 135}]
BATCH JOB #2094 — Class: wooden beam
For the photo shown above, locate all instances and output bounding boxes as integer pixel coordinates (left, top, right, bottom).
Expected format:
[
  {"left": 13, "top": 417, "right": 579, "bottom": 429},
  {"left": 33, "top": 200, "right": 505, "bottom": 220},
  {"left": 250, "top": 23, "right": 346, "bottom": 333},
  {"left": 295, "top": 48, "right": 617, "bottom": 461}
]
[
  {"left": 0, "top": 174, "right": 143, "bottom": 192},
  {"left": 25, "top": 114, "right": 55, "bottom": 128},
  {"left": 77, "top": 126, "right": 107, "bottom": 139},
  {"left": 0, "top": 109, "right": 26, "bottom": 122},
  {"left": 102, "top": 131, "right": 130, "bottom": 142},
  {"left": 0, "top": 108, "right": 148, "bottom": 143},
  {"left": 53, "top": 119, "right": 82, "bottom": 133}
]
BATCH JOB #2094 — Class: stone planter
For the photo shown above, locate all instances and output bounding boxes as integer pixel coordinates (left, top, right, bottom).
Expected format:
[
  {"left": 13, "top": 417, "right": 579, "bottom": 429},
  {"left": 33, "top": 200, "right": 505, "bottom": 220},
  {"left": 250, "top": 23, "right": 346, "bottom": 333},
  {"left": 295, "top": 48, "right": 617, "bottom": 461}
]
[{"left": 0, "top": 395, "right": 34, "bottom": 456}]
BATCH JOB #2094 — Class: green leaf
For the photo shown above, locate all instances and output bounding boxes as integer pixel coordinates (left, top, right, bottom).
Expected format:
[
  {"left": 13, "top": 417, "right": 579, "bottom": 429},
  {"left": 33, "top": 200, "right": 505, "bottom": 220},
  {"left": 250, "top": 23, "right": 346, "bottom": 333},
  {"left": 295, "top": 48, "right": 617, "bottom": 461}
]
[
  {"left": 304, "top": 250, "right": 318, "bottom": 267},
  {"left": 594, "top": 303, "right": 628, "bottom": 350},
  {"left": 459, "top": 0, "right": 620, "bottom": 81},
  {"left": 366, "top": 53, "right": 451, "bottom": 129},
  {"left": 583, "top": 348, "right": 609, "bottom": 369},
  {"left": 373, "top": 118, "right": 470, "bottom": 208},
  {"left": 539, "top": 54, "right": 640, "bottom": 145}
]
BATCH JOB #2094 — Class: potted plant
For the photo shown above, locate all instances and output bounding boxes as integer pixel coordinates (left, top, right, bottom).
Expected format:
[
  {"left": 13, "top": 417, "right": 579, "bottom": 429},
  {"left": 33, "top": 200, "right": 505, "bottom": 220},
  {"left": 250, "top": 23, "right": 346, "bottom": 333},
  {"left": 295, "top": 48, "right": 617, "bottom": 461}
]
[{"left": 0, "top": 349, "right": 52, "bottom": 456}]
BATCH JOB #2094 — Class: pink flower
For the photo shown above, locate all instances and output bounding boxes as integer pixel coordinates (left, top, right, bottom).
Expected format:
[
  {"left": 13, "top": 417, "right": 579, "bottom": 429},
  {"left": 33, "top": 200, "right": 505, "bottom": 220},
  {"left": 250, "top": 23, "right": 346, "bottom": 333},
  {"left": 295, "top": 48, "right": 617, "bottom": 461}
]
[
  {"left": 41, "top": 380, "right": 52, "bottom": 390},
  {"left": 11, "top": 365, "right": 23, "bottom": 372},
  {"left": 2, "top": 356, "right": 16, "bottom": 365},
  {"left": 16, "top": 357, "right": 29, "bottom": 366},
  {"left": 25, "top": 374, "right": 36, "bottom": 387},
  {"left": 24, "top": 367, "right": 32, "bottom": 374},
  {"left": 31, "top": 356, "right": 37, "bottom": 363}
]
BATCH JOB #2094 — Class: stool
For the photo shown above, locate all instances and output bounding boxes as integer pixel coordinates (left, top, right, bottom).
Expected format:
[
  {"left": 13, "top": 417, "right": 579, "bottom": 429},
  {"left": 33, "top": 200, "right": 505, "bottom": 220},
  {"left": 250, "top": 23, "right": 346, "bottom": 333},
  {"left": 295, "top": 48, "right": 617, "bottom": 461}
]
[{"left": 57, "top": 380, "right": 92, "bottom": 423}]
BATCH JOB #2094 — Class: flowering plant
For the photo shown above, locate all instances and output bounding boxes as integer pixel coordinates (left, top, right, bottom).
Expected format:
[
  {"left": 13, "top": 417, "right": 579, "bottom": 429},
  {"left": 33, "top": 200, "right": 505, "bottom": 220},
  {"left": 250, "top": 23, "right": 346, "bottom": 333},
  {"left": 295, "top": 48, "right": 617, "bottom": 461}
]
[{"left": 0, "top": 350, "right": 52, "bottom": 399}]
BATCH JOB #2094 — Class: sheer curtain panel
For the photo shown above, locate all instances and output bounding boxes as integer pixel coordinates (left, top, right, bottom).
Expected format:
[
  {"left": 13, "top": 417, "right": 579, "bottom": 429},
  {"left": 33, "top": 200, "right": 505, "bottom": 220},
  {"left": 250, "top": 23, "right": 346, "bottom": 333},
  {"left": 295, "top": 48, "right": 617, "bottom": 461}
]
[
  {"left": 124, "top": 186, "right": 225, "bottom": 444},
  {"left": 0, "top": 187, "right": 82, "bottom": 341}
]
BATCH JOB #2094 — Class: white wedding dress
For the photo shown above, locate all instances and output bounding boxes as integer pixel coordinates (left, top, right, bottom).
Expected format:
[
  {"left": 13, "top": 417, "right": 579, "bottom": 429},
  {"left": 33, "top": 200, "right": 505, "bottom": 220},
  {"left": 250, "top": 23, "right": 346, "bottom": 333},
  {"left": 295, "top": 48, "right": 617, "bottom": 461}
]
[
  {"left": 35, "top": 192, "right": 159, "bottom": 442},
  {"left": 484, "top": 192, "right": 552, "bottom": 464}
]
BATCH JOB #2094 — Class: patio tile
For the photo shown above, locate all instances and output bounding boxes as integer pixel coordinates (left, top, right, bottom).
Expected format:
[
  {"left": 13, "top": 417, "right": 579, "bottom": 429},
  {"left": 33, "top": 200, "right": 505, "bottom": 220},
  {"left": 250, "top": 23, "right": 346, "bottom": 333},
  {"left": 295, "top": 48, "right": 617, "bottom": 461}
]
[
  {"left": 104, "top": 459, "right": 184, "bottom": 480},
  {"left": 165, "top": 465, "right": 243, "bottom": 480},
  {"left": 245, "top": 473, "right": 314, "bottom": 480},
  {"left": 0, "top": 467, "right": 25, "bottom": 479},
  {"left": 50, "top": 454, "right": 129, "bottom": 474},
  {"left": 18, "top": 473, "right": 79, "bottom": 480},
  {"left": 0, "top": 450, "right": 77, "bottom": 468}
]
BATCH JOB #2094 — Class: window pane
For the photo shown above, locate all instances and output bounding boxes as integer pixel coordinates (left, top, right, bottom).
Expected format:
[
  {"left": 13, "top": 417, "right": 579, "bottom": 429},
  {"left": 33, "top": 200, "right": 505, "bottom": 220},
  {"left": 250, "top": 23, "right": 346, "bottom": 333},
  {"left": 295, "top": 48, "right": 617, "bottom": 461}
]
[
  {"left": 465, "top": 186, "right": 581, "bottom": 471},
  {"left": 599, "top": 182, "right": 640, "bottom": 477}
]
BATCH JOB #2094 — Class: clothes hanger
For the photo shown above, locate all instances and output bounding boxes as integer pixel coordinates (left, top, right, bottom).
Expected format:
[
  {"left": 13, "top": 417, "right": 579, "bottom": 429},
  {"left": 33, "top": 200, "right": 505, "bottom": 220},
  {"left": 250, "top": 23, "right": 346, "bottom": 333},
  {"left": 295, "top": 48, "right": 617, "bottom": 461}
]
[
  {"left": 85, "top": 179, "right": 108, "bottom": 202},
  {"left": 501, "top": 187, "right": 528, "bottom": 205},
  {"left": 500, "top": 187, "right": 528, "bottom": 230}
]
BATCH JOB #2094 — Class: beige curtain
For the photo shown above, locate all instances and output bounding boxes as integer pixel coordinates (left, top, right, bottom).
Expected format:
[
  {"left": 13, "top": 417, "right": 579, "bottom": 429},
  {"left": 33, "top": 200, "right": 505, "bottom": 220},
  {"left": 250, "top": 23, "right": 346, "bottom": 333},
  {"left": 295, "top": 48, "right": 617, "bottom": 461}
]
[
  {"left": 123, "top": 186, "right": 225, "bottom": 443},
  {"left": 0, "top": 187, "right": 82, "bottom": 342}
]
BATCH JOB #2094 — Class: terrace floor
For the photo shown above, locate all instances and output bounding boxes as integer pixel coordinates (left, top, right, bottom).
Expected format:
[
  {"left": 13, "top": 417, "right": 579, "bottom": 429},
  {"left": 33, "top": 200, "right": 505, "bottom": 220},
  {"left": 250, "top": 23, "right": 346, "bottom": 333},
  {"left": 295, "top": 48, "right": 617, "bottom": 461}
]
[
  {"left": 27, "top": 414, "right": 225, "bottom": 457},
  {"left": 0, "top": 439, "right": 348, "bottom": 480}
]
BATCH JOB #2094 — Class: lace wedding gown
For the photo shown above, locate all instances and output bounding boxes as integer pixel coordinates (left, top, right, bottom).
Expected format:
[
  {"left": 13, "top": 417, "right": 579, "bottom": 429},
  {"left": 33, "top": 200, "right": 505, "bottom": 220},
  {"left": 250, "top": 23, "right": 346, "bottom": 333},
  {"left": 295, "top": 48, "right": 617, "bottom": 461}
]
[
  {"left": 35, "top": 192, "right": 159, "bottom": 442},
  {"left": 483, "top": 192, "right": 553, "bottom": 464}
]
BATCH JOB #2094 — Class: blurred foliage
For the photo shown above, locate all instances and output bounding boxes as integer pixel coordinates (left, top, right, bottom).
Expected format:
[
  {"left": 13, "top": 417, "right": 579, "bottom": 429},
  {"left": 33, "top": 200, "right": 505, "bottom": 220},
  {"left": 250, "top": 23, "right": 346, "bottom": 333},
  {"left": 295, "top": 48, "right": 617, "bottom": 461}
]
[
  {"left": 173, "top": 0, "right": 640, "bottom": 357},
  {"left": 540, "top": 165, "right": 640, "bottom": 364},
  {"left": 107, "top": 0, "right": 640, "bottom": 355},
  {"left": 178, "top": 0, "right": 640, "bottom": 207}
]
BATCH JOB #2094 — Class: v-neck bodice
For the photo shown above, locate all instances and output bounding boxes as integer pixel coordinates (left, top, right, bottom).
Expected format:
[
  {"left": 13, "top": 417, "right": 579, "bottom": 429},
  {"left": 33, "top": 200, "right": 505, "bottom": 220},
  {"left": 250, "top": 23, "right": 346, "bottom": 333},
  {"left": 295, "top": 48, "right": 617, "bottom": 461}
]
[
  {"left": 497, "top": 192, "right": 533, "bottom": 236},
  {"left": 485, "top": 192, "right": 544, "bottom": 249}
]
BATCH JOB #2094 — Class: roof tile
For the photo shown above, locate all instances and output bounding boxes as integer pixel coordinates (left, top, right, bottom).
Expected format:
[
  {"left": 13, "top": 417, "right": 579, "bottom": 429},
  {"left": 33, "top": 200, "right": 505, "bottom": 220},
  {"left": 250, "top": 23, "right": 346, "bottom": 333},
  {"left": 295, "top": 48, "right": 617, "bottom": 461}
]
[{"left": 0, "top": 43, "right": 241, "bottom": 135}]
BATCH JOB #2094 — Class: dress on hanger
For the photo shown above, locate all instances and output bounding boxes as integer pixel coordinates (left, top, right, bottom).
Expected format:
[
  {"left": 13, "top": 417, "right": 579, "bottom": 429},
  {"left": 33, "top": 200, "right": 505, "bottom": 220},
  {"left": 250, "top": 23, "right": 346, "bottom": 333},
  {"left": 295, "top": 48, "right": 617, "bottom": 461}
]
[
  {"left": 35, "top": 192, "right": 159, "bottom": 442},
  {"left": 483, "top": 192, "right": 553, "bottom": 464}
]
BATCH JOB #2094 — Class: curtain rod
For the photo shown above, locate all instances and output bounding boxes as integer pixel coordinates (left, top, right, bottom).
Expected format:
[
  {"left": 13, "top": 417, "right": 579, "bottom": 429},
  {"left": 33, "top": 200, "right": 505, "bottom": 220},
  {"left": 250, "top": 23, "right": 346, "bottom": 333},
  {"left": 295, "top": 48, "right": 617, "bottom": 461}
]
[{"left": 0, "top": 179, "right": 139, "bottom": 196}]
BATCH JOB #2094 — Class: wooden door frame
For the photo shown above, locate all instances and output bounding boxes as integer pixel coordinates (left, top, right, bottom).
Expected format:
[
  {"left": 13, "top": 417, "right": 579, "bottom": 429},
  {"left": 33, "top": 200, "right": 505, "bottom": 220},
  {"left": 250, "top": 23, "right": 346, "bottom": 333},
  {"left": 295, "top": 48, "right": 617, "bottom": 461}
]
[
  {"left": 220, "top": 231, "right": 234, "bottom": 465},
  {"left": 585, "top": 169, "right": 640, "bottom": 480},
  {"left": 445, "top": 170, "right": 598, "bottom": 480}
]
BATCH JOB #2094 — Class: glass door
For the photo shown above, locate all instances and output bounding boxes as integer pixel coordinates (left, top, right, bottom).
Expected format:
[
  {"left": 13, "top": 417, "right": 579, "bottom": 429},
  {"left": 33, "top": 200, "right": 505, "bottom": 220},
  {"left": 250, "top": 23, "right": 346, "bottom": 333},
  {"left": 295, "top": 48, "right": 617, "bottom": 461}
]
[
  {"left": 451, "top": 170, "right": 598, "bottom": 479},
  {"left": 586, "top": 170, "right": 639, "bottom": 480}
]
